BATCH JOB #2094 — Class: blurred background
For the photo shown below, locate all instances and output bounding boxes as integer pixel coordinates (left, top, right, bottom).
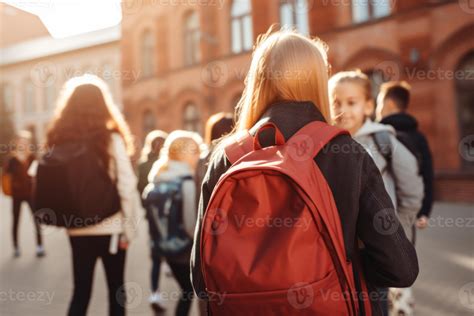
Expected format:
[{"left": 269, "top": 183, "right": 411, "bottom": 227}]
[{"left": 0, "top": 1, "right": 473, "bottom": 315}]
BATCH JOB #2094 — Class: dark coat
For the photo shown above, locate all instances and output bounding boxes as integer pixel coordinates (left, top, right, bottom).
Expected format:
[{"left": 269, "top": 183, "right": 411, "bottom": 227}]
[
  {"left": 191, "top": 101, "right": 419, "bottom": 315},
  {"left": 136, "top": 153, "right": 159, "bottom": 197},
  {"left": 5, "top": 155, "right": 35, "bottom": 200},
  {"left": 381, "top": 113, "right": 434, "bottom": 218}
]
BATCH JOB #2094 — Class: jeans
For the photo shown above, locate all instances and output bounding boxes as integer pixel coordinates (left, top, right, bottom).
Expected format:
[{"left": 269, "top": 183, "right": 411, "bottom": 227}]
[
  {"left": 12, "top": 197, "right": 42, "bottom": 248},
  {"left": 68, "top": 235, "right": 126, "bottom": 316}
]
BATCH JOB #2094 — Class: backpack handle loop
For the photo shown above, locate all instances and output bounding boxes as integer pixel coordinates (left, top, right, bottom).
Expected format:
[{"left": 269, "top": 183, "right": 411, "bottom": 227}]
[{"left": 253, "top": 122, "right": 286, "bottom": 150}]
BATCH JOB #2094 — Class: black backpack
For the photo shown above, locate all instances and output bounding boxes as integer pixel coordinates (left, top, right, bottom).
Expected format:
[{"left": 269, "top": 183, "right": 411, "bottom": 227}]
[
  {"left": 143, "top": 176, "right": 193, "bottom": 258},
  {"left": 34, "top": 142, "right": 121, "bottom": 228},
  {"left": 373, "top": 131, "right": 423, "bottom": 174}
]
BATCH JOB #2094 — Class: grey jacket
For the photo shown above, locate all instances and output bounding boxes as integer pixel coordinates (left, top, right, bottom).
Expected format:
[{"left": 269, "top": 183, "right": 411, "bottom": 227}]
[{"left": 354, "top": 120, "right": 424, "bottom": 238}]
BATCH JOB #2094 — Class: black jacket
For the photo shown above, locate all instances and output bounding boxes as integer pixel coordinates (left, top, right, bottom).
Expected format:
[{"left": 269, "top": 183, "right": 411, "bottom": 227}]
[
  {"left": 137, "top": 153, "right": 159, "bottom": 197},
  {"left": 191, "top": 101, "right": 419, "bottom": 315},
  {"left": 381, "top": 113, "right": 434, "bottom": 218}
]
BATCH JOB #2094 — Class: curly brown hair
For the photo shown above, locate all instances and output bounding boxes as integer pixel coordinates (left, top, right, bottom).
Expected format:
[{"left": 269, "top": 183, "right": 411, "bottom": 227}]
[{"left": 46, "top": 75, "right": 134, "bottom": 170}]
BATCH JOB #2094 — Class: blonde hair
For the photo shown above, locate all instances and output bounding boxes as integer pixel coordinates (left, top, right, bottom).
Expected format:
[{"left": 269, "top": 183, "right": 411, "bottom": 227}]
[
  {"left": 140, "top": 130, "right": 168, "bottom": 162},
  {"left": 149, "top": 130, "right": 203, "bottom": 180},
  {"left": 234, "top": 26, "right": 332, "bottom": 131},
  {"left": 328, "top": 69, "right": 372, "bottom": 101}
]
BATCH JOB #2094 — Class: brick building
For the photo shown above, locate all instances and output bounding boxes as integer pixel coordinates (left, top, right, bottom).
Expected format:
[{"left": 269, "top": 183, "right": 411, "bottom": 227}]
[
  {"left": 121, "top": 0, "right": 474, "bottom": 201},
  {"left": 0, "top": 3, "right": 123, "bottom": 143}
]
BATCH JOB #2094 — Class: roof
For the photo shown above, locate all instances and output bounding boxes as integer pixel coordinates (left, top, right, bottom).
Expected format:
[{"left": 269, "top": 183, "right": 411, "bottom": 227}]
[{"left": 0, "top": 25, "right": 120, "bottom": 66}]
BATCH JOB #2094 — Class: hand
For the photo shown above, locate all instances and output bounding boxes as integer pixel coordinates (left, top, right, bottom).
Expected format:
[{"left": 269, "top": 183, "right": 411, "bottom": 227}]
[
  {"left": 416, "top": 216, "right": 429, "bottom": 229},
  {"left": 119, "top": 236, "right": 129, "bottom": 250}
]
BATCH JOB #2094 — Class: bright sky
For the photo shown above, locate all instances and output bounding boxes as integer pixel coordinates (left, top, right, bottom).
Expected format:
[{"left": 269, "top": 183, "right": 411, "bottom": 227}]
[{"left": 4, "top": 0, "right": 122, "bottom": 38}]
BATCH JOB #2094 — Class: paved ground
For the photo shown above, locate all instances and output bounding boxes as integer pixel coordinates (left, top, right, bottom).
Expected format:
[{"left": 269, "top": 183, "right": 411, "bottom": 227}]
[{"left": 0, "top": 193, "right": 472, "bottom": 315}]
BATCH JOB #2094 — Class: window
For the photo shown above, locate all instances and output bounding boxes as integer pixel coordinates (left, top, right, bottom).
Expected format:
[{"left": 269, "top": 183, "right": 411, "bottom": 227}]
[
  {"left": 141, "top": 30, "right": 155, "bottom": 77},
  {"left": 183, "top": 103, "right": 201, "bottom": 133},
  {"left": 280, "top": 0, "right": 309, "bottom": 35},
  {"left": 231, "top": 0, "right": 253, "bottom": 54},
  {"left": 366, "top": 69, "right": 387, "bottom": 103},
  {"left": 184, "top": 11, "right": 201, "bottom": 66},
  {"left": 456, "top": 51, "right": 474, "bottom": 170},
  {"left": 352, "top": 0, "right": 392, "bottom": 24},
  {"left": 44, "top": 84, "right": 56, "bottom": 111},
  {"left": 2, "top": 83, "right": 14, "bottom": 113},
  {"left": 24, "top": 80, "right": 35, "bottom": 114},
  {"left": 143, "top": 110, "right": 156, "bottom": 136}
]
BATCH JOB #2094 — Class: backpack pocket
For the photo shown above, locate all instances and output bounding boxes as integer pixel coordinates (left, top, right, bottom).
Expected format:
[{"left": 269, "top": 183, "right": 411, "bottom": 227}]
[{"left": 208, "top": 268, "right": 349, "bottom": 316}]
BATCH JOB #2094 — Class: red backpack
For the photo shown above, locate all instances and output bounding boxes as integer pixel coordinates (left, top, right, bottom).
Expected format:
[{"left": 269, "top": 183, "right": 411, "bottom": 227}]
[{"left": 200, "top": 121, "right": 373, "bottom": 315}]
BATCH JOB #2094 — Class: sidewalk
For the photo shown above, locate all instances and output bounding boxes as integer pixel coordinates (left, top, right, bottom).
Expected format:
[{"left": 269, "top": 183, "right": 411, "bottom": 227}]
[{"left": 0, "top": 192, "right": 472, "bottom": 315}]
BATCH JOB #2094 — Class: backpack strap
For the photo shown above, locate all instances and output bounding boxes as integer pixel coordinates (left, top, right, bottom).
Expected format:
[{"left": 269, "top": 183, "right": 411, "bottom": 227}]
[
  {"left": 287, "top": 121, "right": 349, "bottom": 159},
  {"left": 224, "top": 130, "right": 254, "bottom": 165},
  {"left": 372, "top": 131, "right": 393, "bottom": 173}
]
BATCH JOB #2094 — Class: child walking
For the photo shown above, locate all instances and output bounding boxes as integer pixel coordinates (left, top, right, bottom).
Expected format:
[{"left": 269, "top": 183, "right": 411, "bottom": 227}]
[
  {"left": 191, "top": 27, "right": 419, "bottom": 316},
  {"left": 3, "top": 131, "right": 44, "bottom": 258},
  {"left": 329, "top": 70, "right": 423, "bottom": 315},
  {"left": 144, "top": 131, "right": 202, "bottom": 316},
  {"left": 137, "top": 130, "right": 168, "bottom": 313}
]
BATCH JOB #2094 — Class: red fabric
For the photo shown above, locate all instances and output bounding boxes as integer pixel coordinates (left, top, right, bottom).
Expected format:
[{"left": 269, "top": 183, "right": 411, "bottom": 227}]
[{"left": 200, "top": 121, "right": 372, "bottom": 315}]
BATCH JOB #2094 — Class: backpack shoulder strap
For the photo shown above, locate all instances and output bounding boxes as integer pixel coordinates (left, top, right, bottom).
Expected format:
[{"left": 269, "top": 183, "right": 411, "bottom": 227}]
[
  {"left": 224, "top": 130, "right": 254, "bottom": 165},
  {"left": 288, "top": 121, "right": 349, "bottom": 158},
  {"left": 372, "top": 131, "right": 393, "bottom": 166}
]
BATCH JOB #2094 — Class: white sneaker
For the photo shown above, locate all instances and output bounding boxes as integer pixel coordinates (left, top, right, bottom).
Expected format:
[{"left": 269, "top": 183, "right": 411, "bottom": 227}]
[
  {"left": 36, "top": 245, "right": 45, "bottom": 258},
  {"left": 149, "top": 292, "right": 166, "bottom": 313}
]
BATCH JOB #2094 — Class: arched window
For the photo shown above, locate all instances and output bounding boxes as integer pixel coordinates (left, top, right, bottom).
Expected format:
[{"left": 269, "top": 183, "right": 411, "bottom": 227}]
[
  {"left": 231, "top": 0, "right": 253, "bottom": 54},
  {"left": 352, "top": 0, "right": 391, "bottom": 24},
  {"left": 365, "top": 68, "right": 387, "bottom": 103},
  {"left": 184, "top": 11, "right": 201, "bottom": 66},
  {"left": 24, "top": 80, "right": 35, "bottom": 114},
  {"left": 183, "top": 103, "right": 201, "bottom": 133},
  {"left": 456, "top": 51, "right": 474, "bottom": 170},
  {"left": 141, "top": 30, "right": 155, "bottom": 77},
  {"left": 280, "top": 0, "right": 309, "bottom": 35},
  {"left": 143, "top": 110, "right": 156, "bottom": 136}
]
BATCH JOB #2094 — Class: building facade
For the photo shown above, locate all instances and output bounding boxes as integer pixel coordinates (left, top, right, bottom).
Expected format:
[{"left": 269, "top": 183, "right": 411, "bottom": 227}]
[
  {"left": 121, "top": 0, "right": 473, "bottom": 201},
  {"left": 0, "top": 4, "right": 122, "bottom": 143}
]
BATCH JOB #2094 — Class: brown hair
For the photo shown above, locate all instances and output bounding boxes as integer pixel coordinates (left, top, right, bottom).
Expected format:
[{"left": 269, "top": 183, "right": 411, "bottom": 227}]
[
  {"left": 204, "top": 112, "right": 234, "bottom": 145},
  {"left": 379, "top": 81, "right": 411, "bottom": 111},
  {"left": 329, "top": 69, "right": 372, "bottom": 101},
  {"left": 46, "top": 75, "right": 134, "bottom": 170}
]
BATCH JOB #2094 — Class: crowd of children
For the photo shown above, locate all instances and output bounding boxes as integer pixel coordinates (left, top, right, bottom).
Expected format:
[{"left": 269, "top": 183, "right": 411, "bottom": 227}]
[{"left": 1, "top": 26, "right": 434, "bottom": 316}]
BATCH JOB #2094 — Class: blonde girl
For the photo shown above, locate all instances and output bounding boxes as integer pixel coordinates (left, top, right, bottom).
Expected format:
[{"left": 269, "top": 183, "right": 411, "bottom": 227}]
[
  {"left": 191, "top": 27, "right": 418, "bottom": 316},
  {"left": 147, "top": 130, "right": 202, "bottom": 316}
]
